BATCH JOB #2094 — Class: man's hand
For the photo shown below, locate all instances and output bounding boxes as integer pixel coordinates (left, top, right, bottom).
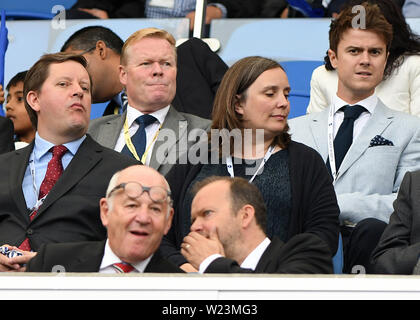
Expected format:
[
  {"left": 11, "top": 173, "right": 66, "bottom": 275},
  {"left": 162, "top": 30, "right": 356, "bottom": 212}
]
[
  {"left": 181, "top": 228, "right": 224, "bottom": 269},
  {"left": 0, "top": 245, "right": 37, "bottom": 272},
  {"left": 186, "top": 6, "right": 223, "bottom": 30},
  {"left": 78, "top": 8, "right": 109, "bottom": 19},
  {"left": 179, "top": 263, "right": 198, "bottom": 273}
]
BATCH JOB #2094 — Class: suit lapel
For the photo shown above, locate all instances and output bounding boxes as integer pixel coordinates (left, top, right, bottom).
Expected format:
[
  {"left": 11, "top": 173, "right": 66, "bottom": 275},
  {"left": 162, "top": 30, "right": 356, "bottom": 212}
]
[
  {"left": 10, "top": 143, "right": 34, "bottom": 220},
  {"left": 96, "top": 113, "right": 125, "bottom": 149},
  {"left": 308, "top": 109, "right": 330, "bottom": 160},
  {"left": 149, "top": 106, "right": 187, "bottom": 171},
  {"left": 33, "top": 136, "right": 103, "bottom": 219},
  {"left": 337, "top": 101, "right": 393, "bottom": 178}
]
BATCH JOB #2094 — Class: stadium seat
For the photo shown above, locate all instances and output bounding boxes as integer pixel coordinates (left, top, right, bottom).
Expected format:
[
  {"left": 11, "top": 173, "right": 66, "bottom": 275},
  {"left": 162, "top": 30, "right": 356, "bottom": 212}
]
[
  {"left": 281, "top": 60, "right": 324, "bottom": 119},
  {"left": 2, "top": 0, "right": 77, "bottom": 19}
]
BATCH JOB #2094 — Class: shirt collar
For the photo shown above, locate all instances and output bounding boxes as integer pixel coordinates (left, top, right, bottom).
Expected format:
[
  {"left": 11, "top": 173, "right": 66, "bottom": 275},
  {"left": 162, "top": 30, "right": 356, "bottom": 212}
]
[
  {"left": 332, "top": 93, "right": 377, "bottom": 115},
  {"left": 240, "top": 237, "right": 271, "bottom": 270},
  {"left": 126, "top": 104, "right": 170, "bottom": 127},
  {"left": 100, "top": 239, "right": 153, "bottom": 273},
  {"left": 33, "top": 132, "right": 86, "bottom": 161}
]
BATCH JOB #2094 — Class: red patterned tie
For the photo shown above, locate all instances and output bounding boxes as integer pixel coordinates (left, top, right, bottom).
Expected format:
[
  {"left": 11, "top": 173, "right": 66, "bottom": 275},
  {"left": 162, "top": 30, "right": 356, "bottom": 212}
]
[
  {"left": 113, "top": 262, "right": 135, "bottom": 273},
  {"left": 19, "top": 145, "right": 68, "bottom": 251}
]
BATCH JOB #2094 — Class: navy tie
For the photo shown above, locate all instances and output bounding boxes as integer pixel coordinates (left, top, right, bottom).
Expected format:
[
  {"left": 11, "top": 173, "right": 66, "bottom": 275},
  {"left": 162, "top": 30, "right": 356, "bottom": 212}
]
[
  {"left": 327, "top": 104, "right": 366, "bottom": 173},
  {"left": 121, "top": 114, "right": 157, "bottom": 161}
]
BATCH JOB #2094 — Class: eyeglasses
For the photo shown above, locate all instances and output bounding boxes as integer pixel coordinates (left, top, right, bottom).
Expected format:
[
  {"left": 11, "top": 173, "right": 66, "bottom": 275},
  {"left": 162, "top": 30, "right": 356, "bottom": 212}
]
[{"left": 107, "top": 181, "right": 171, "bottom": 204}]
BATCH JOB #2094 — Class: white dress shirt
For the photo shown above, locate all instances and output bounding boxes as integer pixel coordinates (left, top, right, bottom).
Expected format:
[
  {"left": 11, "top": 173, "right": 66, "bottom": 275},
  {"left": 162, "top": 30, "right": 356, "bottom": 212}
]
[
  {"left": 114, "top": 105, "right": 170, "bottom": 165},
  {"left": 331, "top": 93, "right": 377, "bottom": 140},
  {"left": 198, "top": 237, "right": 271, "bottom": 273},
  {"left": 99, "top": 239, "right": 152, "bottom": 273}
]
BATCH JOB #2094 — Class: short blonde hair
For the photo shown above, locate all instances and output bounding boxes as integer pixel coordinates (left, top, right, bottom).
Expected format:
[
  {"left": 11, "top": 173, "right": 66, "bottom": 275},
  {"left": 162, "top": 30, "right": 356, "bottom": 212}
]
[{"left": 120, "top": 27, "right": 177, "bottom": 66}]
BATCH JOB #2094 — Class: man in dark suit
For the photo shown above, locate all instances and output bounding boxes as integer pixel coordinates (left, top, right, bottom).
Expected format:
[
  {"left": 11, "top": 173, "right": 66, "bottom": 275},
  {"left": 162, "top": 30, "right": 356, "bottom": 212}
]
[
  {"left": 371, "top": 170, "right": 420, "bottom": 274},
  {"left": 0, "top": 116, "right": 14, "bottom": 154},
  {"left": 26, "top": 165, "right": 183, "bottom": 273},
  {"left": 0, "top": 52, "right": 138, "bottom": 272},
  {"left": 88, "top": 27, "right": 210, "bottom": 177},
  {"left": 181, "top": 176, "right": 333, "bottom": 274}
]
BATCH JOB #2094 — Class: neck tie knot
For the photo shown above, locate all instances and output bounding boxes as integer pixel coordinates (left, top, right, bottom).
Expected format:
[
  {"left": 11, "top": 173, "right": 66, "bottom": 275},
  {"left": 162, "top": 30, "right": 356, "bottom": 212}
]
[
  {"left": 343, "top": 104, "right": 366, "bottom": 120},
  {"left": 113, "top": 262, "right": 135, "bottom": 273},
  {"left": 136, "top": 114, "right": 157, "bottom": 127},
  {"left": 51, "top": 145, "right": 68, "bottom": 159}
]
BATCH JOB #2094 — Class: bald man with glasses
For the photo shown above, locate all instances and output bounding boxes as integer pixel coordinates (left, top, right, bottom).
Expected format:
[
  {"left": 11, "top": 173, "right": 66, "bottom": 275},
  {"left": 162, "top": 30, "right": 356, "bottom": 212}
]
[{"left": 25, "top": 165, "right": 183, "bottom": 273}]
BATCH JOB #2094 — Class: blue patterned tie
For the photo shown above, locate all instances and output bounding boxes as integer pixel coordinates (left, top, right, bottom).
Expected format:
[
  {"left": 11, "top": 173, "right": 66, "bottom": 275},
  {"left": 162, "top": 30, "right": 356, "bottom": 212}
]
[
  {"left": 327, "top": 104, "right": 366, "bottom": 172},
  {"left": 120, "top": 91, "right": 128, "bottom": 113},
  {"left": 121, "top": 114, "right": 157, "bottom": 161}
]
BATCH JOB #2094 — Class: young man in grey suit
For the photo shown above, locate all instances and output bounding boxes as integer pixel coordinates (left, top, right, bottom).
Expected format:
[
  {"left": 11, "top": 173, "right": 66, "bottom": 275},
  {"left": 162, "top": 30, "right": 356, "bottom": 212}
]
[
  {"left": 0, "top": 53, "right": 138, "bottom": 272},
  {"left": 288, "top": 3, "right": 420, "bottom": 273},
  {"left": 88, "top": 27, "right": 211, "bottom": 177},
  {"left": 25, "top": 165, "right": 183, "bottom": 273},
  {"left": 181, "top": 176, "right": 333, "bottom": 274}
]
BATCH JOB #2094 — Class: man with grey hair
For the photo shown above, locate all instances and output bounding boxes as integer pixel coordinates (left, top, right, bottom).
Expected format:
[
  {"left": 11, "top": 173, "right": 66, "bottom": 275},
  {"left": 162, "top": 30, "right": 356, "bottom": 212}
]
[{"left": 26, "top": 165, "right": 183, "bottom": 273}]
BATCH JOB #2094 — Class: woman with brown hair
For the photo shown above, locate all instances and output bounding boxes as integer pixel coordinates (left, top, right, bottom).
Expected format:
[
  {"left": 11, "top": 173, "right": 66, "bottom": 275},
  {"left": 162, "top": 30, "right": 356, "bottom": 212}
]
[{"left": 161, "top": 56, "right": 340, "bottom": 272}]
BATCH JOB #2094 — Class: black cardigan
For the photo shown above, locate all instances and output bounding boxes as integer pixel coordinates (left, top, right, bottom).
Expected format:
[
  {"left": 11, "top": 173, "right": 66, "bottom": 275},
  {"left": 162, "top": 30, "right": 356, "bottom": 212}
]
[{"left": 161, "top": 141, "right": 340, "bottom": 266}]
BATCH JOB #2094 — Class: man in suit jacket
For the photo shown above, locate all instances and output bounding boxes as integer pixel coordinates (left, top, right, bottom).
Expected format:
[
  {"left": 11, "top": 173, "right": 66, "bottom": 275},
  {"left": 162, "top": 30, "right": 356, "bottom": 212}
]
[
  {"left": 0, "top": 52, "right": 138, "bottom": 272},
  {"left": 371, "top": 170, "right": 420, "bottom": 274},
  {"left": 288, "top": 3, "right": 420, "bottom": 273},
  {"left": 26, "top": 165, "right": 183, "bottom": 273},
  {"left": 0, "top": 116, "right": 14, "bottom": 154},
  {"left": 181, "top": 176, "right": 333, "bottom": 274},
  {"left": 88, "top": 28, "right": 210, "bottom": 177}
]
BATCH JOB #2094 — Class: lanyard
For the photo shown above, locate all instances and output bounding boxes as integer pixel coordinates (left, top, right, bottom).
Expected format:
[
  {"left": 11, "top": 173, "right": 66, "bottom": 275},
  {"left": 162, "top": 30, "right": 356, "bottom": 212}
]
[
  {"left": 123, "top": 116, "right": 162, "bottom": 164},
  {"left": 226, "top": 145, "right": 275, "bottom": 183},
  {"left": 28, "top": 156, "right": 47, "bottom": 213},
  {"left": 327, "top": 106, "right": 338, "bottom": 183}
]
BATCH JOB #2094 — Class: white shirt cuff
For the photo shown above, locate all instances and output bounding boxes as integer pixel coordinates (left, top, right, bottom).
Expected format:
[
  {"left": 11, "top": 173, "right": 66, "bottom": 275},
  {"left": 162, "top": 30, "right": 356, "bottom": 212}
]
[{"left": 198, "top": 254, "right": 223, "bottom": 273}]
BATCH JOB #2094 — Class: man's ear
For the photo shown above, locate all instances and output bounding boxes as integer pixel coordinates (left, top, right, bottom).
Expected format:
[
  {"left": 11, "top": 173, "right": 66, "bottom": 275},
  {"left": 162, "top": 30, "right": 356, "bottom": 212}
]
[
  {"left": 239, "top": 204, "right": 255, "bottom": 229},
  {"left": 119, "top": 65, "right": 127, "bottom": 86},
  {"left": 164, "top": 208, "right": 174, "bottom": 235},
  {"left": 95, "top": 40, "right": 108, "bottom": 60},
  {"left": 26, "top": 91, "right": 41, "bottom": 112},
  {"left": 100, "top": 198, "right": 110, "bottom": 228},
  {"left": 328, "top": 49, "right": 338, "bottom": 69}
]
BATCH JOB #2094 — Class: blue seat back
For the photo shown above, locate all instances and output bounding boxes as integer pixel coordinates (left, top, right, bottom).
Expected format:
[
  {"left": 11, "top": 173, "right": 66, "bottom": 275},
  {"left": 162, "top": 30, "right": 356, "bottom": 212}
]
[{"left": 281, "top": 60, "right": 324, "bottom": 119}]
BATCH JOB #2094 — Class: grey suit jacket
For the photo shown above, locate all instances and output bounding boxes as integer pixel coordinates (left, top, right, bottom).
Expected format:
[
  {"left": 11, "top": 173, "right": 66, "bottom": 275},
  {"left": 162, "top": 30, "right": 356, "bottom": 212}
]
[
  {"left": 371, "top": 170, "right": 420, "bottom": 274},
  {"left": 289, "top": 100, "right": 420, "bottom": 224},
  {"left": 88, "top": 106, "right": 211, "bottom": 176}
]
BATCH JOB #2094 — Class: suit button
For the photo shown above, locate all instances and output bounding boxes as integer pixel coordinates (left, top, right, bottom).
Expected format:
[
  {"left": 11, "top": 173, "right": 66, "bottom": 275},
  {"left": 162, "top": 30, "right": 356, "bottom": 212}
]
[{"left": 27, "top": 229, "right": 33, "bottom": 235}]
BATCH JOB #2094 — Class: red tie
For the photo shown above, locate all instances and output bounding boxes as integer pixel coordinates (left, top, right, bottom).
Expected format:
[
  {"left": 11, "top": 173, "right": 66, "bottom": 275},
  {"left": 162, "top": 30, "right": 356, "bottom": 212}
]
[
  {"left": 19, "top": 145, "right": 68, "bottom": 251},
  {"left": 113, "top": 262, "right": 135, "bottom": 273}
]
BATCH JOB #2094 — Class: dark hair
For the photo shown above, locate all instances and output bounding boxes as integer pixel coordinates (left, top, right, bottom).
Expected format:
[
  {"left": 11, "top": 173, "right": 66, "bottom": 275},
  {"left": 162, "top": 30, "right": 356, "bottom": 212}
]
[
  {"left": 60, "top": 26, "right": 124, "bottom": 55},
  {"left": 192, "top": 176, "right": 267, "bottom": 233},
  {"left": 211, "top": 56, "right": 291, "bottom": 153},
  {"left": 6, "top": 71, "right": 28, "bottom": 91},
  {"left": 24, "top": 52, "right": 89, "bottom": 129},
  {"left": 325, "top": 0, "right": 419, "bottom": 78}
]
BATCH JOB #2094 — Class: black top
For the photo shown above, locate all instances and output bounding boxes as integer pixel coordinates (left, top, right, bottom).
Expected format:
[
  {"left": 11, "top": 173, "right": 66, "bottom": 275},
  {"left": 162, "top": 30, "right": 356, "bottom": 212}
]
[{"left": 182, "top": 150, "right": 291, "bottom": 242}]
